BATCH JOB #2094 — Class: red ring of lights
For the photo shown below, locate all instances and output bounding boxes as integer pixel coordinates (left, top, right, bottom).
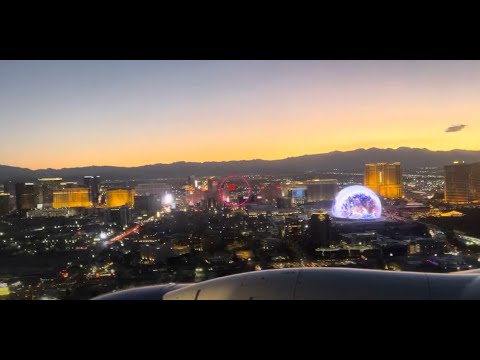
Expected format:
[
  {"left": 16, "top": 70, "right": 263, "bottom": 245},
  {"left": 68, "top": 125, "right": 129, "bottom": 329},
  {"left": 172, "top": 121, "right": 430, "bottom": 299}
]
[{"left": 218, "top": 175, "right": 252, "bottom": 207}]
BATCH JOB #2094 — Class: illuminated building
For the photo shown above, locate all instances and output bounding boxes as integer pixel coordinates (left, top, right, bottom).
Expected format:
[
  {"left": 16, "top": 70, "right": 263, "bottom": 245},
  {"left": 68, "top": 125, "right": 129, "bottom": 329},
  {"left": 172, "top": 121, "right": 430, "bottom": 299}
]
[
  {"left": 84, "top": 176, "right": 100, "bottom": 204},
  {"left": 331, "top": 185, "right": 382, "bottom": 220},
  {"left": 207, "top": 178, "right": 218, "bottom": 191},
  {"left": 162, "top": 193, "right": 175, "bottom": 207},
  {"left": 396, "top": 202, "right": 432, "bottom": 219},
  {"left": 60, "top": 181, "right": 78, "bottom": 188},
  {"left": 440, "top": 210, "right": 464, "bottom": 217},
  {"left": 235, "top": 250, "right": 254, "bottom": 260},
  {"left": 186, "top": 188, "right": 206, "bottom": 207},
  {"left": 289, "top": 187, "right": 307, "bottom": 205},
  {"left": 0, "top": 193, "right": 9, "bottom": 215},
  {"left": 3, "top": 181, "right": 15, "bottom": 196},
  {"left": 444, "top": 162, "right": 480, "bottom": 204},
  {"left": 188, "top": 175, "right": 196, "bottom": 187},
  {"left": 407, "top": 238, "right": 445, "bottom": 257},
  {"left": 364, "top": 162, "right": 403, "bottom": 199},
  {"left": 27, "top": 208, "right": 77, "bottom": 218},
  {"left": 38, "top": 178, "right": 62, "bottom": 208},
  {"left": 306, "top": 180, "right": 338, "bottom": 202},
  {"left": 53, "top": 188, "right": 92, "bottom": 208},
  {"left": 198, "top": 179, "right": 208, "bottom": 191},
  {"left": 0, "top": 283, "right": 9, "bottom": 298},
  {"left": 15, "top": 183, "right": 36, "bottom": 211},
  {"left": 203, "top": 179, "right": 219, "bottom": 208},
  {"left": 445, "top": 162, "right": 471, "bottom": 203},
  {"left": 106, "top": 189, "right": 135, "bottom": 208}
]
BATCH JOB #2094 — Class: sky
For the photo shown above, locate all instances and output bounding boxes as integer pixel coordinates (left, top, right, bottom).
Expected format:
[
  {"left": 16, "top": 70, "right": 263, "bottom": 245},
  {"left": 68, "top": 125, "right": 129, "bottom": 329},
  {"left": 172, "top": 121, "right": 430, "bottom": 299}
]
[{"left": 0, "top": 60, "right": 479, "bottom": 170}]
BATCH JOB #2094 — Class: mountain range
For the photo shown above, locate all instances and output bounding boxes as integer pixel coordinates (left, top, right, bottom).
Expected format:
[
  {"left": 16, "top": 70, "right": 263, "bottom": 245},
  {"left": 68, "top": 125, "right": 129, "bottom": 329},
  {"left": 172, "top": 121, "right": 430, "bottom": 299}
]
[{"left": 1, "top": 147, "right": 479, "bottom": 182}]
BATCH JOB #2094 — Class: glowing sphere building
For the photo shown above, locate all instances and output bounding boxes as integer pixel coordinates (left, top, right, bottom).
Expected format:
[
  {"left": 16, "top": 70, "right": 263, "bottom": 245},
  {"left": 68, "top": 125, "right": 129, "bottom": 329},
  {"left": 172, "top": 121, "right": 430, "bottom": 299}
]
[{"left": 331, "top": 185, "right": 382, "bottom": 220}]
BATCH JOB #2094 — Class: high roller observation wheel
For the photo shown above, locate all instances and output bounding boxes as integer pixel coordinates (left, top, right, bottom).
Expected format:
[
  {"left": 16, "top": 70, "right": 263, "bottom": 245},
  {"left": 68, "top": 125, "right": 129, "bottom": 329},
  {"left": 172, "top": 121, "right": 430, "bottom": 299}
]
[{"left": 217, "top": 175, "right": 253, "bottom": 207}]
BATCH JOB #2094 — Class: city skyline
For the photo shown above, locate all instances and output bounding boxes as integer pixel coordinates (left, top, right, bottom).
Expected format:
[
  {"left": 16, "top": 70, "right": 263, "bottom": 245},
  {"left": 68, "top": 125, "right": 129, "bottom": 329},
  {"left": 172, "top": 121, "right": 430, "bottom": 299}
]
[{"left": 1, "top": 60, "right": 479, "bottom": 169}]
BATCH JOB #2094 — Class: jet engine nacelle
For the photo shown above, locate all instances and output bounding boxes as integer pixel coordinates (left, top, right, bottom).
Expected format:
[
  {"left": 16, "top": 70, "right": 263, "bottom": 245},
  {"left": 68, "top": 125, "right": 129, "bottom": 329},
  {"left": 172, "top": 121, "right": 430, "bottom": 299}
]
[{"left": 93, "top": 268, "right": 480, "bottom": 300}]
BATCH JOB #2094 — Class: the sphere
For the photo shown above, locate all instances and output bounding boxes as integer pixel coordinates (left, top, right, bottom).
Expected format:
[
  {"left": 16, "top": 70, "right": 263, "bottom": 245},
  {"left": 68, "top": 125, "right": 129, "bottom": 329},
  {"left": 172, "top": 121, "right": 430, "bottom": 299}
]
[{"left": 331, "top": 185, "right": 382, "bottom": 220}]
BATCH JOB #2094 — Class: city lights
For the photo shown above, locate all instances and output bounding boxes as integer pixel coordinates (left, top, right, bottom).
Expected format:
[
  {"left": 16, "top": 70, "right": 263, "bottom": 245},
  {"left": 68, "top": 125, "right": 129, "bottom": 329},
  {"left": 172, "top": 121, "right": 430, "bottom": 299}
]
[
  {"left": 2, "top": 60, "right": 480, "bottom": 300},
  {"left": 163, "top": 193, "right": 174, "bottom": 205}
]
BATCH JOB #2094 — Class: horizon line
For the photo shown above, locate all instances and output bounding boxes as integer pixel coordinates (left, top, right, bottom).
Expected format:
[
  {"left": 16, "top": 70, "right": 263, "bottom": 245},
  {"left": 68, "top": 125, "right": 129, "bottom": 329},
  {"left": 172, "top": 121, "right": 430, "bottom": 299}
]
[{"left": 1, "top": 146, "right": 479, "bottom": 171}]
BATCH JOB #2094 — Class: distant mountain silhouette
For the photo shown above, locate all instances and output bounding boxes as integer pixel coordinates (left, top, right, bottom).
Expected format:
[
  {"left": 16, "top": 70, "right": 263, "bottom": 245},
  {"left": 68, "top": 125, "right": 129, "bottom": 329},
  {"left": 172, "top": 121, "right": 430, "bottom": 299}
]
[{"left": 1, "top": 147, "right": 480, "bottom": 182}]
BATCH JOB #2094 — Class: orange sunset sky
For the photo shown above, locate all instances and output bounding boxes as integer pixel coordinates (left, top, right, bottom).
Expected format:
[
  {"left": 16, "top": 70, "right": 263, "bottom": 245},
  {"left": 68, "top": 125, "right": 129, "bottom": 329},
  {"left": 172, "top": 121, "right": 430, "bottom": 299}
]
[{"left": 0, "top": 60, "right": 478, "bottom": 169}]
